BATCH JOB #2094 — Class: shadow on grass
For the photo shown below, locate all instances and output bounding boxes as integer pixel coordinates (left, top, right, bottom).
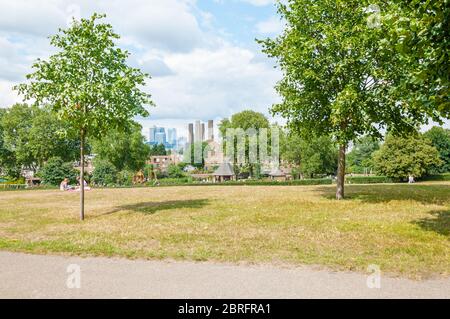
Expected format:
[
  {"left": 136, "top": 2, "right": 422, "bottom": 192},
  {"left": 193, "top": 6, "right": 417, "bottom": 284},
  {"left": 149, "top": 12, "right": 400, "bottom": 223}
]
[
  {"left": 97, "top": 199, "right": 210, "bottom": 217},
  {"left": 314, "top": 184, "right": 450, "bottom": 205},
  {"left": 412, "top": 210, "right": 450, "bottom": 238}
]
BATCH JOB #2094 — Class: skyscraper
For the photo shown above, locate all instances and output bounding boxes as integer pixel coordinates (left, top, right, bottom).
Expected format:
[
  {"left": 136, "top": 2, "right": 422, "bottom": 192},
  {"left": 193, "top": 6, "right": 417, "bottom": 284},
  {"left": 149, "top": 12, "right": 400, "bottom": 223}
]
[
  {"left": 195, "top": 120, "right": 202, "bottom": 142},
  {"left": 155, "top": 129, "right": 166, "bottom": 145},
  {"left": 149, "top": 126, "right": 157, "bottom": 144},
  {"left": 167, "top": 128, "right": 177, "bottom": 146},
  {"left": 208, "top": 120, "right": 214, "bottom": 141},
  {"left": 188, "top": 123, "right": 194, "bottom": 144},
  {"left": 201, "top": 123, "right": 205, "bottom": 141}
]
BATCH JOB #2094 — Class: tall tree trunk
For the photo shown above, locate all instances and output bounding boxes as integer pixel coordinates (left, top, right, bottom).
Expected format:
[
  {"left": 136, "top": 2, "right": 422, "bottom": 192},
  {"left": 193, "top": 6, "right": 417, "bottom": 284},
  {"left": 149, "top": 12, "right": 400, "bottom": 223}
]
[
  {"left": 336, "top": 144, "right": 346, "bottom": 200},
  {"left": 80, "top": 128, "right": 85, "bottom": 221}
]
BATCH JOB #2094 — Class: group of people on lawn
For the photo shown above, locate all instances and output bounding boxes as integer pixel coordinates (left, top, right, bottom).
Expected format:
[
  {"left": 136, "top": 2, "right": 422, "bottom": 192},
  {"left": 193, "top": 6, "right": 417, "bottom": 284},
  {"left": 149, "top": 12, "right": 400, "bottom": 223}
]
[{"left": 60, "top": 177, "right": 91, "bottom": 191}]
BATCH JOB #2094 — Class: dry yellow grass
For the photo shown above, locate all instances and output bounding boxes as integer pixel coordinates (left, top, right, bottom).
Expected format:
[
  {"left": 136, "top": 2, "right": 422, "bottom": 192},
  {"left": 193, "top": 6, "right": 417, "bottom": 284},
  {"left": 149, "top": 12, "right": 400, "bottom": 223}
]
[{"left": 0, "top": 182, "right": 449, "bottom": 278}]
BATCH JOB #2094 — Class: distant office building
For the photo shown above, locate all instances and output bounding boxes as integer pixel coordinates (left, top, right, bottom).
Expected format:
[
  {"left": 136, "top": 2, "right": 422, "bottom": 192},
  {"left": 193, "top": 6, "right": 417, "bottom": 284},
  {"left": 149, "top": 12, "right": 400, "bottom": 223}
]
[
  {"left": 167, "top": 128, "right": 177, "bottom": 146},
  {"left": 188, "top": 123, "right": 194, "bottom": 145},
  {"left": 149, "top": 126, "right": 166, "bottom": 145},
  {"left": 208, "top": 120, "right": 214, "bottom": 141},
  {"left": 188, "top": 120, "right": 214, "bottom": 144},
  {"left": 155, "top": 132, "right": 166, "bottom": 145},
  {"left": 194, "top": 120, "right": 202, "bottom": 142},
  {"left": 177, "top": 136, "right": 187, "bottom": 150},
  {"left": 149, "top": 126, "right": 157, "bottom": 144}
]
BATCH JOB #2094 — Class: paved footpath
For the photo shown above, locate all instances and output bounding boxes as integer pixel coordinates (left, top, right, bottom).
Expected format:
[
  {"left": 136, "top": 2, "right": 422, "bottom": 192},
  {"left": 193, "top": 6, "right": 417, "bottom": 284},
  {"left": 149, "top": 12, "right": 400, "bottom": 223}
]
[{"left": 0, "top": 251, "right": 448, "bottom": 299}]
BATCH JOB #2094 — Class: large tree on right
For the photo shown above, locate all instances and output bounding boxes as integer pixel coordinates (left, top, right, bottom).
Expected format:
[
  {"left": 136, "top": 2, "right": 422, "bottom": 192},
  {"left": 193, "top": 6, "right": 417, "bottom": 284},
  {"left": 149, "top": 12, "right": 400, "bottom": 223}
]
[{"left": 259, "top": 0, "right": 445, "bottom": 199}]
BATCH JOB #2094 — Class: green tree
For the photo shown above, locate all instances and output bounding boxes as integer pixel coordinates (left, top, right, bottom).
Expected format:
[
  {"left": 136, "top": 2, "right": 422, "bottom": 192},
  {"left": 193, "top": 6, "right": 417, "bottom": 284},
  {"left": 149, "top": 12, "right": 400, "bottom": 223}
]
[
  {"left": 29, "top": 107, "right": 82, "bottom": 167},
  {"left": 39, "top": 157, "right": 78, "bottom": 186},
  {"left": 92, "top": 122, "right": 150, "bottom": 172},
  {"left": 0, "top": 104, "right": 35, "bottom": 172},
  {"left": 91, "top": 160, "right": 117, "bottom": 186},
  {"left": 219, "top": 110, "right": 270, "bottom": 177},
  {"left": 423, "top": 126, "right": 450, "bottom": 173},
  {"left": 373, "top": 133, "right": 442, "bottom": 179},
  {"left": 0, "top": 109, "right": 19, "bottom": 178},
  {"left": 167, "top": 163, "right": 185, "bottom": 178},
  {"left": 282, "top": 132, "right": 338, "bottom": 178},
  {"left": 347, "top": 136, "right": 380, "bottom": 174},
  {"left": 259, "top": 0, "right": 434, "bottom": 199},
  {"left": 381, "top": 0, "right": 449, "bottom": 118},
  {"left": 116, "top": 170, "right": 134, "bottom": 186},
  {"left": 16, "top": 14, "right": 153, "bottom": 220},
  {"left": 0, "top": 104, "right": 83, "bottom": 174},
  {"left": 149, "top": 143, "right": 167, "bottom": 156}
]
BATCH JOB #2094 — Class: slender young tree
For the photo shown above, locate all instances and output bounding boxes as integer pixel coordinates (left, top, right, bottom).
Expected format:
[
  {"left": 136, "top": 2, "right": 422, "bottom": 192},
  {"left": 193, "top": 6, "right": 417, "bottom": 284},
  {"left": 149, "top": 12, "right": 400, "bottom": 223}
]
[
  {"left": 16, "top": 14, "right": 154, "bottom": 219},
  {"left": 259, "top": 0, "right": 429, "bottom": 199}
]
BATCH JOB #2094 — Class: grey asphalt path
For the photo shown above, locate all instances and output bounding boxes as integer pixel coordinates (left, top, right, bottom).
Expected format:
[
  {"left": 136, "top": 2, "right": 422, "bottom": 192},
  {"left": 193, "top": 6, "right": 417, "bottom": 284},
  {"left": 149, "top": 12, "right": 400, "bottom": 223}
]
[{"left": 0, "top": 251, "right": 448, "bottom": 299}]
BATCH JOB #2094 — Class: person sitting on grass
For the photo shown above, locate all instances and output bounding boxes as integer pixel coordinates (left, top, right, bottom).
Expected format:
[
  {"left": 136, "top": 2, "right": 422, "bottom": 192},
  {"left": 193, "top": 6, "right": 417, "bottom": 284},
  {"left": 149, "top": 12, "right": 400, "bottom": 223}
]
[
  {"left": 59, "top": 178, "right": 73, "bottom": 191},
  {"left": 76, "top": 176, "right": 91, "bottom": 191}
]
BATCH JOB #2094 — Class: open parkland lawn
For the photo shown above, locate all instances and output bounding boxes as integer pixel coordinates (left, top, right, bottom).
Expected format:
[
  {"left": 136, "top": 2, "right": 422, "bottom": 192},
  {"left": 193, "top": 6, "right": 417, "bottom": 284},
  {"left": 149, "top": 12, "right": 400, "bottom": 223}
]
[{"left": 0, "top": 182, "right": 448, "bottom": 279}]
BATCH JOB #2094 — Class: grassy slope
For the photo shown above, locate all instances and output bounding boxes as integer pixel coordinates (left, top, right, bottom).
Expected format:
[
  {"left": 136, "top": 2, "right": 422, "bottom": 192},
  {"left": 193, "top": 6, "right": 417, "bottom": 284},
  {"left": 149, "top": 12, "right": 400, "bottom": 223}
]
[{"left": 0, "top": 183, "right": 448, "bottom": 278}]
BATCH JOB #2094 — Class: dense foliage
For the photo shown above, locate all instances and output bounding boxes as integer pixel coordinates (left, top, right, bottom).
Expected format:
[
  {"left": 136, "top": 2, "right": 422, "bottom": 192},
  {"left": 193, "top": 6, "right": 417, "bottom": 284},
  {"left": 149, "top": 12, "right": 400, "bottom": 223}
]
[
  {"left": 91, "top": 160, "right": 117, "bottom": 186},
  {"left": 423, "top": 126, "right": 450, "bottom": 173},
  {"left": 0, "top": 104, "right": 82, "bottom": 178},
  {"left": 91, "top": 122, "right": 150, "bottom": 172},
  {"left": 373, "top": 133, "right": 442, "bottom": 179},
  {"left": 219, "top": 110, "right": 270, "bottom": 177},
  {"left": 281, "top": 132, "right": 337, "bottom": 178},
  {"left": 39, "top": 157, "right": 78, "bottom": 186},
  {"left": 347, "top": 136, "right": 380, "bottom": 174}
]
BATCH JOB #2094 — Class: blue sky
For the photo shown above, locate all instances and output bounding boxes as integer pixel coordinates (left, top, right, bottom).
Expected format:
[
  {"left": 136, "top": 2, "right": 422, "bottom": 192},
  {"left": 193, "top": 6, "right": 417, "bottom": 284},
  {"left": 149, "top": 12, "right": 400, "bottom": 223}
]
[{"left": 0, "top": 0, "right": 447, "bottom": 139}]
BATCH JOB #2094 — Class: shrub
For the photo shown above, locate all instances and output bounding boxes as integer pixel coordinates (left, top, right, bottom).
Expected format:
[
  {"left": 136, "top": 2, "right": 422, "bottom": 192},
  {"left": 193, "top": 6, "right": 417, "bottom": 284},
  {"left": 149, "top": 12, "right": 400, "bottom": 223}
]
[
  {"left": 116, "top": 170, "right": 134, "bottom": 186},
  {"left": 420, "top": 173, "right": 450, "bottom": 181},
  {"left": 91, "top": 160, "right": 117, "bottom": 186},
  {"left": 167, "top": 164, "right": 185, "bottom": 178},
  {"left": 39, "top": 157, "right": 78, "bottom": 186}
]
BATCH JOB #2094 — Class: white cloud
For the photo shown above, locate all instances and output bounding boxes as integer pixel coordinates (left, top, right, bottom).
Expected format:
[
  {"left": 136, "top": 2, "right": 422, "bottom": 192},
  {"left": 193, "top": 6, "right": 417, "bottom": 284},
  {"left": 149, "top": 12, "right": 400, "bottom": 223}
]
[
  {"left": 240, "top": 0, "right": 275, "bottom": 6},
  {"left": 145, "top": 43, "right": 281, "bottom": 120},
  {"left": 256, "top": 16, "right": 283, "bottom": 35}
]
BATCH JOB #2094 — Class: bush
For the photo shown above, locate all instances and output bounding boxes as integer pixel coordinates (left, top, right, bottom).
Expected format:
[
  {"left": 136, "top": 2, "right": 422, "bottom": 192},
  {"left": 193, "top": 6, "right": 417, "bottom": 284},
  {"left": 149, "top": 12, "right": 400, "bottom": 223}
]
[
  {"left": 420, "top": 173, "right": 450, "bottom": 181},
  {"left": 116, "top": 170, "right": 134, "bottom": 186},
  {"left": 346, "top": 176, "right": 395, "bottom": 184},
  {"left": 149, "top": 177, "right": 192, "bottom": 186},
  {"left": 39, "top": 157, "right": 78, "bottom": 186},
  {"left": 167, "top": 164, "right": 185, "bottom": 178},
  {"left": 91, "top": 160, "right": 117, "bottom": 186}
]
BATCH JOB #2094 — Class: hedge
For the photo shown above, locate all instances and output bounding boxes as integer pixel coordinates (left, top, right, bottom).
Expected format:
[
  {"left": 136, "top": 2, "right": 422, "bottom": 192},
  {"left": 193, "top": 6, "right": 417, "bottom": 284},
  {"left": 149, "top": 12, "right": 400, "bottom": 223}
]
[
  {"left": 420, "top": 173, "right": 450, "bottom": 181},
  {"left": 346, "top": 176, "right": 395, "bottom": 184}
]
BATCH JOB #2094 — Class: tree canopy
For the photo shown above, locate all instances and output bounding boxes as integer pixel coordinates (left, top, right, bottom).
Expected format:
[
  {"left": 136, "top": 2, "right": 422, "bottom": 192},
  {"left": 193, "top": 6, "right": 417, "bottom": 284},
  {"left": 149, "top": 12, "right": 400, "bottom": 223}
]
[
  {"left": 373, "top": 133, "right": 442, "bottom": 179},
  {"left": 381, "top": 0, "right": 449, "bottom": 119},
  {"left": 219, "top": 110, "right": 270, "bottom": 177},
  {"left": 347, "top": 136, "right": 380, "bottom": 174},
  {"left": 423, "top": 126, "right": 450, "bottom": 173},
  {"left": 91, "top": 122, "right": 150, "bottom": 172},
  {"left": 281, "top": 132, "right": 337, "bottom": 178},
  {"left": 16, "top": 13, "right": 153, "bottom": 139}
]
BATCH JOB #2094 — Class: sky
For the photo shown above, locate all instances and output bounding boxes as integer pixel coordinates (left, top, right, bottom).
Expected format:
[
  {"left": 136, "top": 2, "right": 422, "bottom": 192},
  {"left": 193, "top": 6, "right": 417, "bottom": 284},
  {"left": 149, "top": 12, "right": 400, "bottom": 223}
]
[
  {"left": 0, "top": 0, "right": 284, "bottom": 139},
  {"left": 0, "top": 0, "right": 447, "bottom": 140}
]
